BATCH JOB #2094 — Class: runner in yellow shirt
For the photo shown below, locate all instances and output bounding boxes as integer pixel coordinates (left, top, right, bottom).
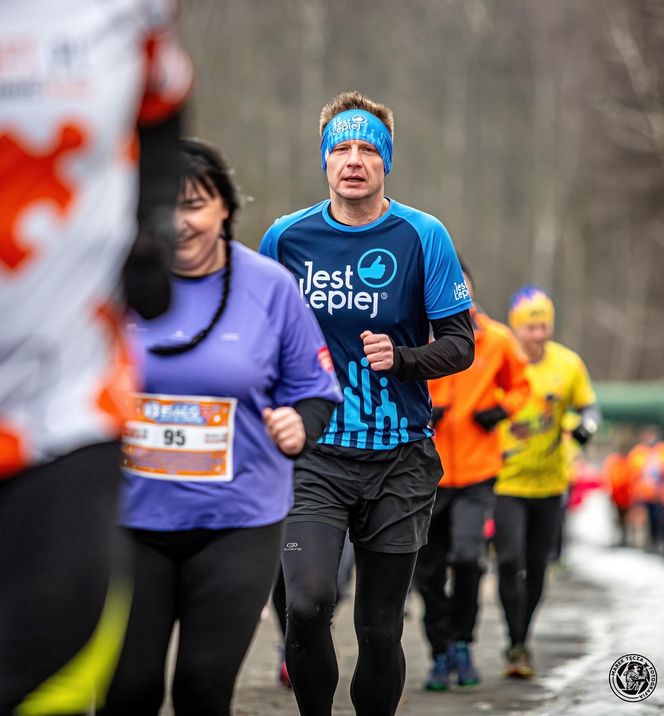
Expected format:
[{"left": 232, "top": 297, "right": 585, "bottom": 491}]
[{"left": 494, "top": 285, "right": 599, "bottom": 678}]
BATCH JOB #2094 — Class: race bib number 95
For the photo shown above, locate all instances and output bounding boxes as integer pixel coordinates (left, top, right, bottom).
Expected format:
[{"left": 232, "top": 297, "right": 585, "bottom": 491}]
[{"left": 122, "top": 393, "right": 237, "bottom": 482}]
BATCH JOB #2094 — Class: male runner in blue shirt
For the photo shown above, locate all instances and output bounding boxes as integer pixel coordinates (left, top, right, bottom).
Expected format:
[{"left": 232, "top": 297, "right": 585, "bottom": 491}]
[{"left": 260, "top": 90, "right": 474, "bottom": 716}]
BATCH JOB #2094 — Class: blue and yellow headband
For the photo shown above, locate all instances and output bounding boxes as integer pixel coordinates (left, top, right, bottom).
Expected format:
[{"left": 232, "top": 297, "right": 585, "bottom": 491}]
[
  {"left": 508, "top": 285, "right": 555, "bottom": 329},
  {"left": 320, "top": 109, "right": 393, "bottom": 175}
]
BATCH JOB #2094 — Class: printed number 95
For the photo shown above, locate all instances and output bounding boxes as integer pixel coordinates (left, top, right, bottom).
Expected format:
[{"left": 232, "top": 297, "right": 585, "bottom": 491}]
[{"left": 164, "top": 429, "right": 186, "bottom": 446}]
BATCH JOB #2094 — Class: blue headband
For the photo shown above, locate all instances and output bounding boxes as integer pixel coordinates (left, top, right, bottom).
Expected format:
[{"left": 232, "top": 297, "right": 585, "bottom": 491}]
[{"left": 320, "top": 109, "right": 393, "bottom": 175}]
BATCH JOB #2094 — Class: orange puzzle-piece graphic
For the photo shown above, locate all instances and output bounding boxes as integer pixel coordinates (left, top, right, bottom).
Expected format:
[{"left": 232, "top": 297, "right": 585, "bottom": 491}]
[{"left": 0, "top": 124, "right": 85, "bottom": 271}]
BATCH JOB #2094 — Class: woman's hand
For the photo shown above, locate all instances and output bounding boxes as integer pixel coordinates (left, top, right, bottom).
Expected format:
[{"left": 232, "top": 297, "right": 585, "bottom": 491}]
[{"left": 262, "top": 407, "right": 306, "bottom": 456}]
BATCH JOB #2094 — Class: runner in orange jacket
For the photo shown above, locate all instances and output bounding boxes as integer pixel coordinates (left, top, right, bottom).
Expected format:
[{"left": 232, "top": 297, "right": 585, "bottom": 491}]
[
  {"left": 414, "top": 261, "right": 530, "bottom": 691},
  {"left": 430, "top": 311, "right": 531, "bottom": 490},
  {"left": 627, "top": 426, "right": 664, "bottom": 552},
  {"left": 604, "top": 450, "right": 633, "bottom": 546}
]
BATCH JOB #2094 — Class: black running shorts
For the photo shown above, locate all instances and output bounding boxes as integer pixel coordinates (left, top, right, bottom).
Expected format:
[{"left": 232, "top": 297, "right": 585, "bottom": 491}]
[{"left": 289, "top": 438, "right": 442, "bottom": 553}]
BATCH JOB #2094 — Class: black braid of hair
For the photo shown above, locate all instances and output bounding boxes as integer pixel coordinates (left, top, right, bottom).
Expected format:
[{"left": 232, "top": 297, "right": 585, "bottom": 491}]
[
  {"left": 150, "top": 236, "right": 232, "bottom": 356},
  {"left": 149, "top": 139, "right": 239, "bottom": 356}
]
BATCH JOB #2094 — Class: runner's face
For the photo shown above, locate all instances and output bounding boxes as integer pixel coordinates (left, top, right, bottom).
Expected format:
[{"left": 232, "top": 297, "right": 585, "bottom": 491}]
[
  {"left": 174, "top": 180, "right": 229, "bottom": 275},
  {"left": 514, "top": 321, "right": 552, "bottom": 360},
  {"left": 326, "top": 140, "right": 385, "bottom": 203}
]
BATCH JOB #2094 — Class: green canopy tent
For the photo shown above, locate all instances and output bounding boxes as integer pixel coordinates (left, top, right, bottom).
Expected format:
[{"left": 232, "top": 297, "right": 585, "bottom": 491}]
[{"left": 594, "top": 382, "right": 664, "bottom": 429}]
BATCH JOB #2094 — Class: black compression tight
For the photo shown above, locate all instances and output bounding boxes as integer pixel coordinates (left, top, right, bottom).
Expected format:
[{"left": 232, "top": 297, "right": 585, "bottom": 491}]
[
  {"left": 282, "top": 521, "right": 416, "bottom": 716},
  {"left": 272, "top": 565, "right": 288, "bottom": 638},
  {"left": 101, "top": 521, "right": 283, "bottom": 716},
  {"left": 493, "top": 495, "right": 561, "bottom": 646},
  {"left": 272, "top": 533, "right": 355, "bottom": 640}
]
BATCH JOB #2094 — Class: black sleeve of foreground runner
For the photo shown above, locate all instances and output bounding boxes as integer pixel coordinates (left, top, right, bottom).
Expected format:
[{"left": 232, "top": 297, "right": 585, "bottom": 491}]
[
  {"left": 293, "top": 398, "right": 336, "bottom": 447},
  {"left": 123, "top": 109, "right": 185, "bottom": 319},
  {"left": 389, "top": 310, "right": 475, "bottom": 381}
]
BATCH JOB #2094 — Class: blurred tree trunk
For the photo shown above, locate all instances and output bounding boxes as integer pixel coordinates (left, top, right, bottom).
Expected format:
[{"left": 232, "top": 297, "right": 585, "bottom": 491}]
[{"left": 178, "top": 0, "right": 664, "bottom": 379}]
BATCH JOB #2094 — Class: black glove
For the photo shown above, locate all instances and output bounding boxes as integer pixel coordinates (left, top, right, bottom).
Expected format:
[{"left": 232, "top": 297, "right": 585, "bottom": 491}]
[
  {"left": 123, "top": 208, "right": 176, "bottom": 319},
  {"left": 430, "top": 406, "right": 448, "bottom": 429},
  {"left": 571, "top": 407, "right": 599, "bottom": 445},
  {"left": 124, "top": 108, "right": 184, "bottom": 319},
  {"left": 571, "top": 423, "right": 594, "bottom": 445},
  {"left": 473, "top": 406, "right": 508, "bottom": 432}
]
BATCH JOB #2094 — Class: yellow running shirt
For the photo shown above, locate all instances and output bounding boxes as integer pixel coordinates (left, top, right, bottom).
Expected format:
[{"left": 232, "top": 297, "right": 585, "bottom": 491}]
[{"left": 496, "top": 340, "right": 596, "bottom": 498}]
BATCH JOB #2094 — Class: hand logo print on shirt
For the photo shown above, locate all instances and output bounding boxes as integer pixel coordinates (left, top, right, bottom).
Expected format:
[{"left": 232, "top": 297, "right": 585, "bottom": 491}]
[
  {"left": 357, "top": 248, "right": 397, "bottom": 289},
  {"left": 360, "top": 255, "right": 386, "bottom": 281},
  {"left": 0, "top": 124, "right": 86, "bottom": 271}
]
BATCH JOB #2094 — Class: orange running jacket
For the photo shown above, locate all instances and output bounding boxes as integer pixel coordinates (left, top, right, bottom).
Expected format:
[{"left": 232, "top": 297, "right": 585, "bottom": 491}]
[{"left": 429, "top": 309, "right": 530, "bottom": 487}]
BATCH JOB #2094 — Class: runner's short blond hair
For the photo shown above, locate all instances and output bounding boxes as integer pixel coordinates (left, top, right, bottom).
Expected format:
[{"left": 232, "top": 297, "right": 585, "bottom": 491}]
[{"left": 319, "top": 91, "right": 394, "bottom": 138}]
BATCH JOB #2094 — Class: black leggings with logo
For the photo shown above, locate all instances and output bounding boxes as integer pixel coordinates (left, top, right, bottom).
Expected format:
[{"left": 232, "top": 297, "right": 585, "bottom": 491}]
[
  {"left": 282, "top": 521, "right": 417, "bottom": 716},
  {"left": 101, "top": 520, "right": 283, "bottom": 716}
]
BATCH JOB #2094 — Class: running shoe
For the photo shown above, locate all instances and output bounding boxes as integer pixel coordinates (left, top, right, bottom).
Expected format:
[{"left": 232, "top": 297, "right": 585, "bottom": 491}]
[
  {"left": 503, "top": 645, "right": 535, "bottom": 679},
  {"left": 424, "top": 652, "right": 453, "bottom": 691},
  {"left": 451, "top": 641, "right": 480, "bottom": 686},
  {"left": 277, "top": 645, "right": 291, "bottom": 688},
  {"left": 279, "top": 660, "right": 292, "bottom": 688}
]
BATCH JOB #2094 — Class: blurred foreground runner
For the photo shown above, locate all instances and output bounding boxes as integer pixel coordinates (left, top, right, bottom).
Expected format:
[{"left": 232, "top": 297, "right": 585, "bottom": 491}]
[{"left": 0, "top": 1, "right": 189, "bottom": 712}]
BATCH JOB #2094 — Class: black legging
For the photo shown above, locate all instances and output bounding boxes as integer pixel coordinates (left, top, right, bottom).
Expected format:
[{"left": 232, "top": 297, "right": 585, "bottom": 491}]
[
  {"left": 414, "top": 482, "right": 494, "bottom": 655},
  {"left": 493, "top": 494, "right": 561, "bottom": 647},
  {"left": 272, "top": 566, "right": 288, "bottom": 638},
  {"left": 282, "top": 521, "right": 416, "bottom": 716},
  {"left": 101, "top": 521, "right": 283, "bottom": 716},
  {"left": 0, "top": 442, "right": 128, "bottom": 716},
  {"left": 272, "top": 532, "right": 355, "bottom": 638}
]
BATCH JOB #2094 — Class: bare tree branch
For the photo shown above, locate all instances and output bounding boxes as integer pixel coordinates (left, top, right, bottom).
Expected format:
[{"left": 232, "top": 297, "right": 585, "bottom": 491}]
[{"left": 607, "top": 1, "right": 664, "bottom": 167}]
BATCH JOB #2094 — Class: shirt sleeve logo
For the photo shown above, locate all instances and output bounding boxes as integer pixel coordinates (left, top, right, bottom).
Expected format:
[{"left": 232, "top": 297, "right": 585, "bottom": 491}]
[{"left": 453, "top": 280, "right": 470, "bottom": 301}]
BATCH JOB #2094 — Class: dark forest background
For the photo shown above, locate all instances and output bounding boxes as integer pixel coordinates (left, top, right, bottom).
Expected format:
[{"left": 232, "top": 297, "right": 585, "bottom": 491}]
[{"left": 179, "top": 0, "right": 664, "bottom": 380}]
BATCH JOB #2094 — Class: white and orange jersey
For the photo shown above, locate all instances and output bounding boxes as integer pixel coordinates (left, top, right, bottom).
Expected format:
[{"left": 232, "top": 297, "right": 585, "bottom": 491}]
[{"left": 0, "top": 0, "right": 192, "bottom": 478}]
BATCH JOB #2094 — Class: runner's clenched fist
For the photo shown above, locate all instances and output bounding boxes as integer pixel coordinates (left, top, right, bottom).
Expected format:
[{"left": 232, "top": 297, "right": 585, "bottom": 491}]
[
  {"left": 361, "top": 330, "right": 394, "bottom": 371},
  {"left": 262, "top": 407, "right": 306, "bottom": 456}
]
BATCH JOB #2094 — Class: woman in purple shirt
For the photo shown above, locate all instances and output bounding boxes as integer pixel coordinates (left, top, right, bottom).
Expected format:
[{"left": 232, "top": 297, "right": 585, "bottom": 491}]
[{"left": 103, "top": 139, "right": 340, "bottom": 716}]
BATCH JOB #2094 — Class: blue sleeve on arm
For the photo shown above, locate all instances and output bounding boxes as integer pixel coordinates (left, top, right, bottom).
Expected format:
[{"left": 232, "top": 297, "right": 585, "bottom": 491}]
[{"left": 420, "top": 221, "right": 473, "bottom": 319}]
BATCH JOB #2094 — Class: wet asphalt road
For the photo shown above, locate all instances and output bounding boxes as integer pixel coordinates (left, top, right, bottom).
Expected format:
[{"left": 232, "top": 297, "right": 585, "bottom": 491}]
[
  {"left": 158, "top": 541, "right": 664, "bottom": 715},
  {"left": 231, "top": 563, "right": 606, "bottom": 715}
]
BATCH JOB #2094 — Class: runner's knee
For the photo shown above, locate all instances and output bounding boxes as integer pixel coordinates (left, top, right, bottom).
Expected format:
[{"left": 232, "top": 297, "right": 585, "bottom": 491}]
[
  {"left": 355, "top": 619, "right": 402, "bottom": 653},
  {"left": 449, "top": 539, "right": 485, "bottom": 564},
  {"left": 497, "top": 554, "right": 520, "bottom": 576},
  {"left": 287, "top": 584, "right": 337, "bottom": 628}
]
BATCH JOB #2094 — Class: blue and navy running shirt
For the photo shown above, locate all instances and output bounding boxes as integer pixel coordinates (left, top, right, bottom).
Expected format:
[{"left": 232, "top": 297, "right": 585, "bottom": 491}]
[{"left": 260, "top": 198, "right": 472, "bottom": 450}]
